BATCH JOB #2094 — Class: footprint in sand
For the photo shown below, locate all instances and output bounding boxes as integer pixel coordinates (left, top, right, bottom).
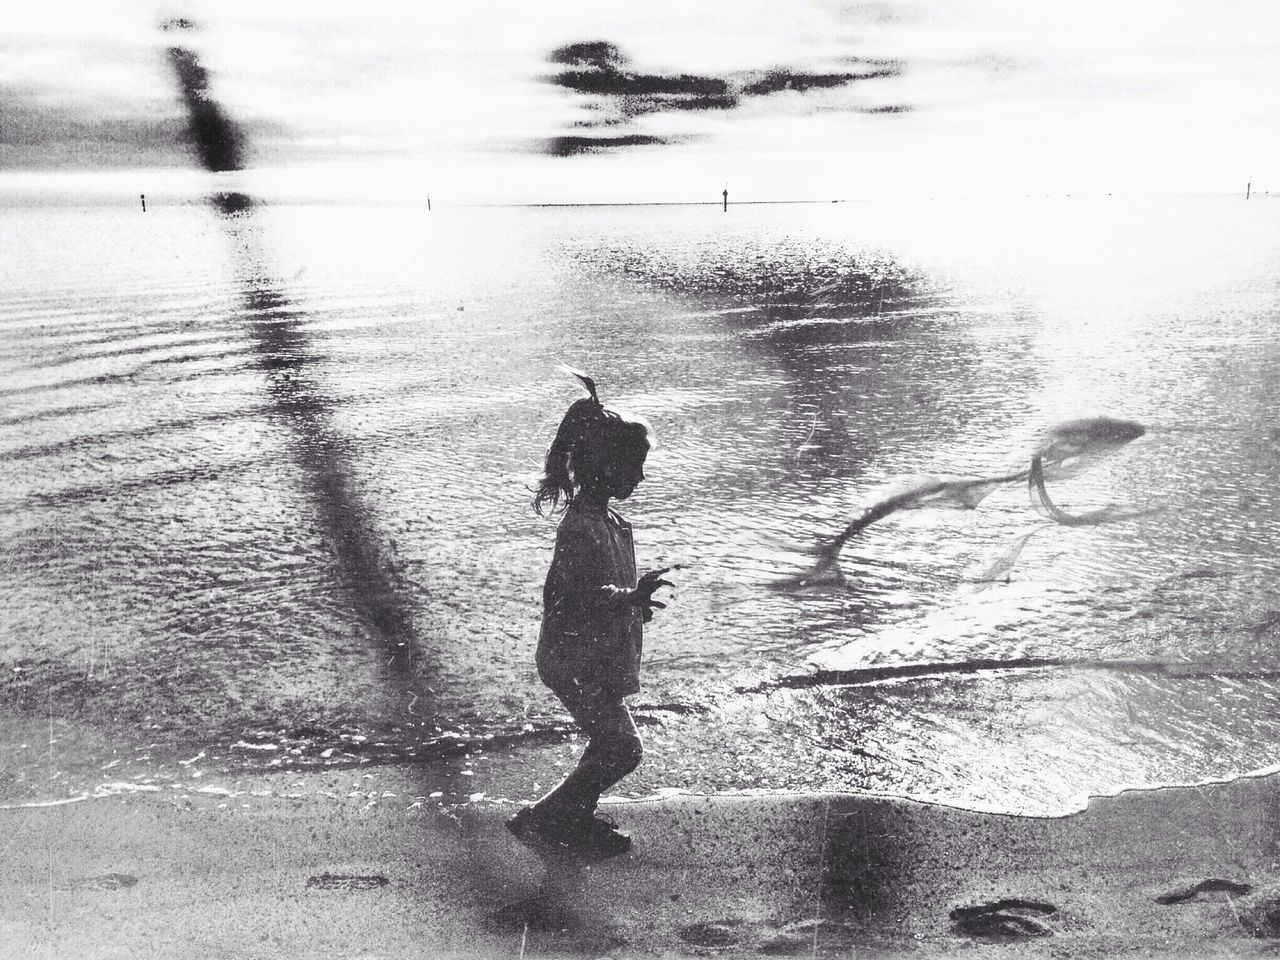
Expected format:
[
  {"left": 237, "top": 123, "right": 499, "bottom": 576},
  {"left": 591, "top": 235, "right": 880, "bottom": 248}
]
[
  {"left": 950, "top": 899, "right": 1057, "bottom": 938},
  {"left": 1155, "top": 878, "right": 1252, "bottom": 905},
  {"left": 304, "top": 873, "right": 389, "bottom": 890},
  {"left": 64, "top": 873, "right": 139, "bottom": 891},
  {"left": 678, "top": 919, "right": 745, "bottom": 948},
  {"left": 485, "top": 895, "right": 576, "bottom": 933},
  {"left": 485, "top": 896, "right": 628, "bottom": 954},
  {"left": 757, "top": 933, "right": 809, "bottom": 955}
]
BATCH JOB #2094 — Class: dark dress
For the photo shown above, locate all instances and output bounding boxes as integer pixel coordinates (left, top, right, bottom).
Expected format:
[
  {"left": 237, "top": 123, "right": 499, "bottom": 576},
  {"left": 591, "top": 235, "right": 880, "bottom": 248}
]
[{"left": 536, "top": 503, "right": 643, "bottom": 698}]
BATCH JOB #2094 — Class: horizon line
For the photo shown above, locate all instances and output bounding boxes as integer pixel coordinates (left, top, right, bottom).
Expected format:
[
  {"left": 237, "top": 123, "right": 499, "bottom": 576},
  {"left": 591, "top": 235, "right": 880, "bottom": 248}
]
[
  {"left": 0, "top": 189, "right": 1266, "bottom": 209},
  {"left": 518, "top": 199, "right": 845, "bottom": 208}
]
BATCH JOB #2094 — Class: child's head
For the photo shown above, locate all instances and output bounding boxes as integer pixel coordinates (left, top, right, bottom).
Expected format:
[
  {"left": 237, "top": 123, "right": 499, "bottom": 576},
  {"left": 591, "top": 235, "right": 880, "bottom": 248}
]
[{"left": 533, "top": 370, "right": 653, "bottom": 515}]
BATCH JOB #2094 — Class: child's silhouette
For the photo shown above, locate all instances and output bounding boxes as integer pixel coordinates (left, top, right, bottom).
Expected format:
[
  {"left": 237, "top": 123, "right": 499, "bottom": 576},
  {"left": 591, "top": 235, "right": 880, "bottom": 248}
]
[{"left": 507, "top": 369, "right": 672, "bottom": 858}]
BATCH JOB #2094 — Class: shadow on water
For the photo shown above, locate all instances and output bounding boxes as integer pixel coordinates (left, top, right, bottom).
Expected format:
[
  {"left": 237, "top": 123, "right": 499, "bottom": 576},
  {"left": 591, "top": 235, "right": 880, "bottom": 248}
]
[
  {"left": 748, "top": 269, "right": 936, "bottom": 476},
  {"left": 209, "top": 202, "right": 428, "bottom": 687},
  {"left": 610, "top": 248, "right": 943, "bottom": 477},
  {"left": 163, "top": 21, "right": 426, "bottom": 689}
]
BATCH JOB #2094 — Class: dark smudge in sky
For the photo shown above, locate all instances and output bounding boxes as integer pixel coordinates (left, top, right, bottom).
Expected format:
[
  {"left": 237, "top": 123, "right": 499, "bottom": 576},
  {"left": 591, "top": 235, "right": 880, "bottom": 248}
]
[
  {"left": 546, "top": 134, "right": 680, "bottom": 156},
  {"left": 548, "top": 41, "right": 623, "bottom": 68},
  {"left": 541, "top": 40, "right": 906, "bottom": 155},
  {"left": 740, "top": 65, "right": 901, "bottom": 96},
  {"left": 548, "top": 40, "right": 739, "bottom": 129},
  {"left": 163, "top": 19, "right": 245, "bottom": 172}
]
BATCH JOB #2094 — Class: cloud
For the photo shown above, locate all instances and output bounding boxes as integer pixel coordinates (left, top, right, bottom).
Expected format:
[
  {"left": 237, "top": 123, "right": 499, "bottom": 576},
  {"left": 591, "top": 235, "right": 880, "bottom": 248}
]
[
  {"left": 739, "top": 64, "right": 900, "bottom": 96},
  {"left": 548, "top": 41, "right": 738, "bottom": 110},
  {"left": 545, "top": 133, "right": 682, "bottom": 156},
  {"left": 538, "top": 40, "right": 906, "bottom": 154}
]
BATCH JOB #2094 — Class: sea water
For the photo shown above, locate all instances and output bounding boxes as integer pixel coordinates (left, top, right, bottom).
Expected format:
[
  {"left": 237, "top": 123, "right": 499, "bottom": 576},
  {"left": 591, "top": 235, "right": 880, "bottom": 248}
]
[{"left": 2, "top": 195, "right": 1278, "bottom": 813}]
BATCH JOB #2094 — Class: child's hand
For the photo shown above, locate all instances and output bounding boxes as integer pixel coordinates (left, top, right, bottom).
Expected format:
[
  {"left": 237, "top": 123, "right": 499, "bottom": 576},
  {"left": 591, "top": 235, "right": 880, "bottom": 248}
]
[{"left": 634, "top": 567, "right": 674, "bottom": 623}]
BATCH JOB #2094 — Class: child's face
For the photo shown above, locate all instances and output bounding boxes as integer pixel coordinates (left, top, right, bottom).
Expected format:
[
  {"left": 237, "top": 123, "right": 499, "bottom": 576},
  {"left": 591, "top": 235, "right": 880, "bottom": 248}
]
[{"left": 602, "top": 444, "right": 648, "bottom": 500}]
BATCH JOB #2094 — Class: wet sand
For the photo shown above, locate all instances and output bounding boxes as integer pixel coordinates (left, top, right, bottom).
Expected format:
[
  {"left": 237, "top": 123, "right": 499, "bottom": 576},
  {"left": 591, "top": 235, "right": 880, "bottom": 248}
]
[{"left": 3, "top": 759, "right": 1278, "bottom": 958}]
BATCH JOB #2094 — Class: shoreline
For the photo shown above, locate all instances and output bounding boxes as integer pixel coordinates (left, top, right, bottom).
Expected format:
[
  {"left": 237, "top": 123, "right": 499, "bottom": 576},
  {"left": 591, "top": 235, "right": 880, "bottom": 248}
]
[
  {"left": 4, "top": 760, "right": 1277, "bottom": 958},
  {"left": 5, "top": 688, "right": 1279, "bottom": 821}
]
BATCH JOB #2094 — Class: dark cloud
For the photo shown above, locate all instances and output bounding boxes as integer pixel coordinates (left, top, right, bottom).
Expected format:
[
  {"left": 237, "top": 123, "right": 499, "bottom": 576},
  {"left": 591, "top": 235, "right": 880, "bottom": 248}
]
[
  {"left": 544, "top": 134, "right": 678, "bottom": 156},
  {"left": 548, "top": 41, "right": 738, "bottom": 117},
  {"left": 549, "top": 41, "right": 627, "bottom": 69},
  {"left": 541, "top": 40, "right": 906, "bottom": 155},
  {"left": 740, "top": 65, "right": 900, "bottom": 96}
]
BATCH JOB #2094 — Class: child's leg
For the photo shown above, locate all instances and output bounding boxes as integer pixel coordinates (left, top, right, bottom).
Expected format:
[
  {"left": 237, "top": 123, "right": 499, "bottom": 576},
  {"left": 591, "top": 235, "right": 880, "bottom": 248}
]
[{"left": 531, "top": 694, "right": 642, "bottom": 829}]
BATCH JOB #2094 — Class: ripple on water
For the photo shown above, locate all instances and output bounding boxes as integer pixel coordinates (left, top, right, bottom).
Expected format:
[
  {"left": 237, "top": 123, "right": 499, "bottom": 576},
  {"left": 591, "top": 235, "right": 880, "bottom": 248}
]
[{"left": 2, "top": 200, "right": 1278, "bottom": 811}]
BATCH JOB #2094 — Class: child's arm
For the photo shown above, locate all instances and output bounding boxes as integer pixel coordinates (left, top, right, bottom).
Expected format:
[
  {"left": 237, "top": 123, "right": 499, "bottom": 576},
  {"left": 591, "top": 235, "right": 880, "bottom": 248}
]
[
  {"left": 633, "top": 568, "right": 673, "bottom": 622},
  {"left": 547, "top": 519, "right": 672, "bottom": 620}
]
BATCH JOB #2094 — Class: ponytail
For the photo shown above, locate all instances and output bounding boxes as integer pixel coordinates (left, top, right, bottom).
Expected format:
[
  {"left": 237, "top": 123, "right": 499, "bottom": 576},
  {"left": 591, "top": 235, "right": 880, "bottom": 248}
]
[{"left": 532, "top": 396, "right": 604, "bottom": 514}]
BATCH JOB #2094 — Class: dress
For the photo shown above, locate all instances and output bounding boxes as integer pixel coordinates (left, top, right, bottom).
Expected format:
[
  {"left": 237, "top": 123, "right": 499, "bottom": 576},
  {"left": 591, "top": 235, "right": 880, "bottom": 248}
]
[{"left": 535, "top": 503, "right": 643, "bottom": 698}]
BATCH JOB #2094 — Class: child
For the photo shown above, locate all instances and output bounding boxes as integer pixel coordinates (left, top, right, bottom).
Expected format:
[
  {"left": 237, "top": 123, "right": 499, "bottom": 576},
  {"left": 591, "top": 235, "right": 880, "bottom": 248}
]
[{"left": 507, "top": 370, "right": 672, "bottom": 858}]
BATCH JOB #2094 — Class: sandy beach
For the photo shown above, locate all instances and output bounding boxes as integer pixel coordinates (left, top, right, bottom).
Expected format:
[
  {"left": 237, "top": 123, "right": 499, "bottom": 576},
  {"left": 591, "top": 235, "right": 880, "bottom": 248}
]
[{"left": 4, "top": 754, "right": 1277, "bottom": 959}]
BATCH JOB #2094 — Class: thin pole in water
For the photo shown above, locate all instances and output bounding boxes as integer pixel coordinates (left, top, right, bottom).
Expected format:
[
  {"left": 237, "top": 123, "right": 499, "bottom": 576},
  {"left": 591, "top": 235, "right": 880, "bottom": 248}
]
[
  {"left": 1246, "top": 181, "right": 1251, "bottom": 199},
  {"left": 427, "top": 194, "right": 431, "bottom": 211},
  {"left": 140, "top": 193, "right": 147, "bottom": 212},
  {"left": 722, "top": 185, "right": 728, "bottom": 212}
]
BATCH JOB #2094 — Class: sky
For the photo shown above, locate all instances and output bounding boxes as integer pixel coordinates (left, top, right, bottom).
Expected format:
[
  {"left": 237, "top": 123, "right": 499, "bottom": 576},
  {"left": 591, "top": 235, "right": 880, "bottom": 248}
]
[{"left": 3, "top": 0, "right": 1280, "bottom": 204}]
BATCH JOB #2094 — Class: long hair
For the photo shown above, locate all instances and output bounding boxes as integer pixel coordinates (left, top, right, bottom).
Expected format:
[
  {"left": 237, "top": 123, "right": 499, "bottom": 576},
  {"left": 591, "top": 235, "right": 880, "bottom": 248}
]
[{"left": 532, "top": 369, "right": 652, "bottom": 515}]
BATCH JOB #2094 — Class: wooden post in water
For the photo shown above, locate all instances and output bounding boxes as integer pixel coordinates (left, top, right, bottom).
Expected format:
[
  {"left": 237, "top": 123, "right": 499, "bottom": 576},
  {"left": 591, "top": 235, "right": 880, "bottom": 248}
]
[
  {"left": 722, "top": 186, "right": 728, "bottom": 212},
  {"left": 1246, "top": 181, "right": 1251, "bottom": 199},
  {"left": 140, "top": 193, "right": 147, "bottom": 212},
  {"left": 427, "top": 194, "right": 431, "bottom": 211}
]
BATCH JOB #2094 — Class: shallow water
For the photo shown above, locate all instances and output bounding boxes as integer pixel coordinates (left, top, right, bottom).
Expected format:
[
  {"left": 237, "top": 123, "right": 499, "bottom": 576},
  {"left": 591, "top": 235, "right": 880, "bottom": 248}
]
[{"left": 2, "top": 196, "right": 1278, "bottom": 812}]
